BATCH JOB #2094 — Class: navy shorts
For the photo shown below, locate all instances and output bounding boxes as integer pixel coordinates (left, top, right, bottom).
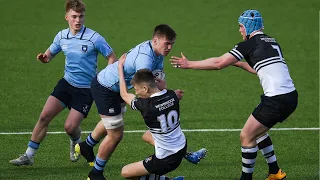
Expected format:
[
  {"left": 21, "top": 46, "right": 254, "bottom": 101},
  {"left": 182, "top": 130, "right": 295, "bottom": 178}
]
[
  {"left": 143, "top": 143, "right": 187, "bottom": 175},
  {"left": 91, "top": 76, "right": 124, "bottom": 116},
  {"left": 50, "top": 78, "right": 93, "bottom": 118},
  {"left": 252, "top": 90, "right": 298, "bottom": 128}
]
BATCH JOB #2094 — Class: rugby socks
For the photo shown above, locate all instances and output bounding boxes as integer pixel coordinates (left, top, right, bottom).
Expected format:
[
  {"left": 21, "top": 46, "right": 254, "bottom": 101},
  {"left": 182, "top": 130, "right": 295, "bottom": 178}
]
[
  {"left": 86, "top": 133, "right": 99, "bottom": 147},
  {"left": 70, "top": 136, "right": 81, "bottom": 143},
  {"left": 138, "top": 174, "right": 170, "bottom": 180},
  {"left": 256, "top": 133, "right": 279, "bottom": 174},
  {"left": 26, "top": 140, "right": 40, "bottom": 158},
  {"left": 241, "top": 146, "right": 258, "bottom": 180},
  {"left": 92, "top": 156, "right": 107, "bottom": 173}
]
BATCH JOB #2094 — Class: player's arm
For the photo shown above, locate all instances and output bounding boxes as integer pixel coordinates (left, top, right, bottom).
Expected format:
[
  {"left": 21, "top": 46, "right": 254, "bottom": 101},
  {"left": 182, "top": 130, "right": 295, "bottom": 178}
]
[
  {"left": 232, "top": 61, "right": 256, "bottom": 74},
  {"left": 37, "top": 49, "right": 55, "bottom": 63},
  {"left": 106, "top": 52, "right": 117, "bottom": 65},
  {"left": 118, "top": 54, "right": 136, "bottom": 105},
  {"left": 170, "top": 52, "right": 238, "bottom": 70},
  {"left": 95, "top": 35, "right": 116, "bottom": 65}
]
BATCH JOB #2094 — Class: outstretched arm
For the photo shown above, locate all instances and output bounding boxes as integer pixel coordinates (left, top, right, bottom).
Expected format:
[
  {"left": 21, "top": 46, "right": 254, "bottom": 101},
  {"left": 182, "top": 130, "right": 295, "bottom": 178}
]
[
  {"left": 232, "top": 61, "right": 256, "bottom": 74},
  {"left": 118, "top": 54, "right": 136, "bottom": 105},
  {"left": 170, "top": 52, "right": 238, "bottom": 70}
]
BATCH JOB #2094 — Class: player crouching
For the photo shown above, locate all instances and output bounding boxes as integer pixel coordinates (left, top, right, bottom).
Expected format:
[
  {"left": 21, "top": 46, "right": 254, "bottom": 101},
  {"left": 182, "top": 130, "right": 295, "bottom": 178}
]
[{"left": 118, "top": 54, "right": 185, "bottom": 180}]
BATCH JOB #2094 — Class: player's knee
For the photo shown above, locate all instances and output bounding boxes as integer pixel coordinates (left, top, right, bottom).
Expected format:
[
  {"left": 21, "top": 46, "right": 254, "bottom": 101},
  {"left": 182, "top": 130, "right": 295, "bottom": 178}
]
[
  {"left": 120, "top": 166, "right": 131, "bottom": 178},
  {"left": 108, "top": 130, "right": 123, "bottom": 144},
  {"left": 240, "top": 131, "right": 255, "bottom": 145},
  {"left": 64, "top": 121, "right": 76, "bottom": 134},
  {"left": 38, "top": 113, "right": 53, "bottom": 125},
  {"left": 142, "top": 131, "right": 151, "bottom": 143}
]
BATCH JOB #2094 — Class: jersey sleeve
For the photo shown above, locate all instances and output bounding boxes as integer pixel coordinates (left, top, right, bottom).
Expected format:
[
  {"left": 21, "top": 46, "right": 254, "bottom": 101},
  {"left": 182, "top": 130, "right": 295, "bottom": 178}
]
[
  {"left": 229, "top": 41, "right": 252, "bottom": 61},
  {"left": 93, "top": 34, "right": 113, "bottom": 58},
  {"left": 49, "top": 31, "right": 62, "bottom": 56},
  {"left": 131, "top": 97, "right": 148, "bottom": 111}
]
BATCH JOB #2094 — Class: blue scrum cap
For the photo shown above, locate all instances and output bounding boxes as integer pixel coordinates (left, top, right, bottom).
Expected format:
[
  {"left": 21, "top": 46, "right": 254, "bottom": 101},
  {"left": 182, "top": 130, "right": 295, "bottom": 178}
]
[{"left": 238, "top": 10, "right": 264, "bottom": 36}]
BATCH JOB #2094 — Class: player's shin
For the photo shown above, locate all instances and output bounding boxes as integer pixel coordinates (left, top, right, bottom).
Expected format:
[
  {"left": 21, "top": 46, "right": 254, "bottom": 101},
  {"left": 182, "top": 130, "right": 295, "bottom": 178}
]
[
  {"left": 241, "top": 146, "right": 258, "bottom": 180},
  {"left": 256, "top": 133, "right": 280, "bottom": 174}
]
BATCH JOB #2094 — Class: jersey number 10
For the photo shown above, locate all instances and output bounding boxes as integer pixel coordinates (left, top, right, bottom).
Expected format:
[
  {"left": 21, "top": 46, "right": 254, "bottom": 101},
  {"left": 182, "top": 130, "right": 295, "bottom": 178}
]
[{"left": 157, "top": 110, "right": 179, "bottom": 132}]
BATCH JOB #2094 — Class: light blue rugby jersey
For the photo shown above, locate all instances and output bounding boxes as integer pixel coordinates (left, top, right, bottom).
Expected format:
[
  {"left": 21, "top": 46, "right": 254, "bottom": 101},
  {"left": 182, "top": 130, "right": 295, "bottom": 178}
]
[
  {"left": 49, "top": 26, "right": 113, "bottom": 88},
  {"left": 97, "top": 40, "right": 164, "bottom": 92}
]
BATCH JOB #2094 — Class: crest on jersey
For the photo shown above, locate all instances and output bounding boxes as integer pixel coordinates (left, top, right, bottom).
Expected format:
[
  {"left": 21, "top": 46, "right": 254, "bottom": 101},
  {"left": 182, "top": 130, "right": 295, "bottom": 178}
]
[{"left": 81, "top": 45, "right": 88, "bottom": 53}]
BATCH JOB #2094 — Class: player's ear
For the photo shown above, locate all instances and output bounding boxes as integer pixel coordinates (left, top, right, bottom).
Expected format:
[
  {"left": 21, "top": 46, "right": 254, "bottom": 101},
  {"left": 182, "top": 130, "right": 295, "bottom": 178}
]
[
  {"left": 152, "top": 37, "right": 158, "bottom": 45},
  {"left": 143, "top": 86, "right": 148, "bottom": 93}
]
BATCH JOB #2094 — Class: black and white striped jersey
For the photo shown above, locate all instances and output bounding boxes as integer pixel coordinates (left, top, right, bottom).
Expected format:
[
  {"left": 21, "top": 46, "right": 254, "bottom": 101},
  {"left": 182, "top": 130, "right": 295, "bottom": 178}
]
[
  {"left": 131, "top": 89, "right": 186, "bottom": 159},
  {"left": 229, "top": 32, "right": 296, "bottom": 97}
]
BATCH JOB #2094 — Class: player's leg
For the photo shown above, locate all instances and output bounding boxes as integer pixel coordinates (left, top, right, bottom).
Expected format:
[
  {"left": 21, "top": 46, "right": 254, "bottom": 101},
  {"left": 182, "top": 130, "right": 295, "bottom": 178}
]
[
  {"left": 142, "top": 130, "right": 207, "bottom": 164},
  {"left": 64, "top": 108, "right": 84, "bottom": 162},
  {"left": 87, "top": 114, "right": 124, "bottom": 179},
  {"left": 239, "top": 114, "right": 269, "bottom": 180},
  {"left": 9, "top": 79, "right": 69, "bottom": 166},
  {"left": 9, "top": 95, "right": 65, "bottom": 165},
  {"left": 121, "top": 161, "right": 165, "bottom": 180},
  {"left": 256, "top": 133, "right": 286, "bottom": 180},
  {"left": 121, "top": 153, "right": 184, "bottom": 180},
  {"left": 255, "top": 90, "right": 297, "bottom": 180},
  {"left": 66, "top": 87, "right": 93, "bottom": 162},
  {"left": 142, "top": 130, "right": 154, "bottom": 145}
]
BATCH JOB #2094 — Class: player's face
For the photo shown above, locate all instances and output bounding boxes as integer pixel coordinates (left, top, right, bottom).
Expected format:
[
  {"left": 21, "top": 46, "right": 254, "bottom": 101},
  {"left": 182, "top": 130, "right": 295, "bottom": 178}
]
[
  {"left": 133, "top": 84, "right": 149, "bottom": 98},
  {"left": 65, "top": 10, "right": 85, "bottom": 34},
  {"left": 153, "top": 36, "right": 175, "bottom": 56},
  {"left": 239, "top": 24, "right": 247, "bottom": 40}
]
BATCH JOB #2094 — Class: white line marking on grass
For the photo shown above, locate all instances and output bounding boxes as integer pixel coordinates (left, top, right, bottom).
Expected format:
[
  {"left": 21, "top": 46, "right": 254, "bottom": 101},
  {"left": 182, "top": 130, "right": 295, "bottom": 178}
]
[{"left": 0, "top": 128, "right": 318, "bottom": 135}]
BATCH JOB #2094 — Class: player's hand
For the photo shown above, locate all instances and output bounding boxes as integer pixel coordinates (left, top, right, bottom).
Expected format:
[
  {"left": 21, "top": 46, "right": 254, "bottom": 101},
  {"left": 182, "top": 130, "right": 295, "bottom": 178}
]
[
  {"left": 174, "top": 89, "right": 185, "bottom": 100},
  {"left": 170, "top": 52, "right": 189, "bottom": 69},
  {"left": 118, "top": 53, "right": 127, "bottom": 68},
  {"left": 155, "top": 77, "right": 167, "bottom": 90},
  {"left": 37, "top": 53, "right": 49, "bottom": 63}
]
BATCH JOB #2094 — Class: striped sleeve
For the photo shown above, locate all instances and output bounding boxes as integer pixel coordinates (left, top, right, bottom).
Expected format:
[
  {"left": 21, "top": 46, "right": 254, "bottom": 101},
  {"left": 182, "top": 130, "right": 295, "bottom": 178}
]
[
  {"left": 229, "top": 46, "right": 244, "bottom": 60},
  {"left": 131, "top": 97, "right": 140, "bottom": 111},
  {"left": 229, "top": 41, "right": 252, "bottom": 61}
]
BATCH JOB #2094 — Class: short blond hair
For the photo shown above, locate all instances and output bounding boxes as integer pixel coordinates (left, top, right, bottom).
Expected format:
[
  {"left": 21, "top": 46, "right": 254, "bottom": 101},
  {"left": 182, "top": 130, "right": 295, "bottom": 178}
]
[{"left": 65, "top": 0, "right": 85, "bottom": 13}]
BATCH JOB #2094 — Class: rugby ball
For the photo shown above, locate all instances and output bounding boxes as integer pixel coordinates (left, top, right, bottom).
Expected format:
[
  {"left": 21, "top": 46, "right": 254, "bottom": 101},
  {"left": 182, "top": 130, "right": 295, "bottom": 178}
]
[{"left": 152, "top": 69, "right": 165, "bottom": 80}]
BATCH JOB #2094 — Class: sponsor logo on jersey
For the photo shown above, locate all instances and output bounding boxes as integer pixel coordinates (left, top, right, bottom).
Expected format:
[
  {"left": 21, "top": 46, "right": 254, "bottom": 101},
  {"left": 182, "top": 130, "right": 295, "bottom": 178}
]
[
  {"left": 144, "top": 156, "right": 152, "bottom": 163},
  {"left": 62, "top": 44, "right": 68, "bottom": 50},
  {"left": 83, "top": 104, "right": 89, "bottom": 113},
  {"left": 109, "top": 108, "right": 115, "bottom": 114}
]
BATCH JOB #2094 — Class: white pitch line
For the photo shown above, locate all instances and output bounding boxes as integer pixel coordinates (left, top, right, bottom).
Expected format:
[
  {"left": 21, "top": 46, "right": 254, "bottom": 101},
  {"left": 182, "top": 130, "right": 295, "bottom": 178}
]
[{"left": 0, "top": 127, "right": 318, "bottom": 135}]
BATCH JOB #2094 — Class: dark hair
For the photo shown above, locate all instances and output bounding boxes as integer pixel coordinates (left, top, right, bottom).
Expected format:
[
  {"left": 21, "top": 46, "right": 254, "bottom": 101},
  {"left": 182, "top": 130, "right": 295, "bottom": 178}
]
[
  {"left": 153, "top": 24, "right": 177, "bottom": 41},
  {"left": 131, "top": 69, "right": 157, "bottom": 88},
  {"left": 65, "top": 0, "right": 86, "bottom": 13}
]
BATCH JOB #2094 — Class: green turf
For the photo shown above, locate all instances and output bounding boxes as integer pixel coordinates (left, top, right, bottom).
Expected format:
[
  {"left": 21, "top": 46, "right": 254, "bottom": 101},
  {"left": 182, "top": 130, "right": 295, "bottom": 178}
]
[{"left": 0, "top": 0, "right": 319, "bottom": 179}]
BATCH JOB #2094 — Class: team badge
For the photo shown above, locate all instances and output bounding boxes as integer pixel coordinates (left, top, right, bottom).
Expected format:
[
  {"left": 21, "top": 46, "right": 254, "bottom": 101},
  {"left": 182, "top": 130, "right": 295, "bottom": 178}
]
[{"left": 81, "top": 45, "right": 88, "bottom": 53}]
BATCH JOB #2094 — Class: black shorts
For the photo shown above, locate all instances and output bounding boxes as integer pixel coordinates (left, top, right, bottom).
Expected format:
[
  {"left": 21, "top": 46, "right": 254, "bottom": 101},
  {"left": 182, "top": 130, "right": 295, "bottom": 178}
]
[
  {"left": 50, "top": 78, "right": 93, "bottom": 118},
  {"left": 91, "top": 76, "right": 124, "bottom": 116},
  {"left": 143, "top": 143, "right": 187, "bottom": 175},
  {"left": 252, "top": 90, "right": 298, "bottom": 128}
]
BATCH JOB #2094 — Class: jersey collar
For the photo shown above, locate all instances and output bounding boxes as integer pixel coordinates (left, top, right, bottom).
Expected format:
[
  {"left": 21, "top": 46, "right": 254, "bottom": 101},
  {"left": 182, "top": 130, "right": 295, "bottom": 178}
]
[
  {"left": 250, "top": 31, "right": 264, "bottom": 38},
  {"left": 67, "top": 25, "right": 87, "bottom": 39},
  {"left": 150, "top": 89, "right": 167, "bottom": 97}
]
